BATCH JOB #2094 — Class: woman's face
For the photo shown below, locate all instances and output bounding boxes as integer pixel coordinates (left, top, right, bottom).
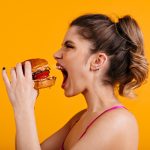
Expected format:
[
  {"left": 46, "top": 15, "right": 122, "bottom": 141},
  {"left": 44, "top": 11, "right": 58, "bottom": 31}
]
[{"left": 53, "top": 26, "right": 94, "bottom": 97}]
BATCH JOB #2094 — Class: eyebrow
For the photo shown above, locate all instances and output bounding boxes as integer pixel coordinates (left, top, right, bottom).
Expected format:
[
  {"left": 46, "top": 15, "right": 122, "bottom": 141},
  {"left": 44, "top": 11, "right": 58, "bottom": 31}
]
[{"left": 63, "top": 40, "right": 75, "bottom": 45}]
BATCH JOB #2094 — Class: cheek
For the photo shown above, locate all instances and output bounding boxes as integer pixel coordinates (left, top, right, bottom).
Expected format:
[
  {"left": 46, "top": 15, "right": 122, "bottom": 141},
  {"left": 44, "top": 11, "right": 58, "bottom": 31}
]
[
  {"left": 72, "top": 61, "right": 89, "bottom": 81},
  {"left": 70, "top": 65, "right": 88, "bottom": 87},
  {"left": 66, "top": 51, "right": 90, "bottom": 80}
]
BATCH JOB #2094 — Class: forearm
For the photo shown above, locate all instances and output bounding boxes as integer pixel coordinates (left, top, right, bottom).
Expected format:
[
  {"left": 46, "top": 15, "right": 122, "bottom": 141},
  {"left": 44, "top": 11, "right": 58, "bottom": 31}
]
[{"left": 14, "top": 108, "right": 41, "bottom": 150}]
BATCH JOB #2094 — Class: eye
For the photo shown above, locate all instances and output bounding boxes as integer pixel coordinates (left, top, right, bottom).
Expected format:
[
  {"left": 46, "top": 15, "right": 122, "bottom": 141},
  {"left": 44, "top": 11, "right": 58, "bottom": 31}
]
[{"left": 65, "top": 44, "right": 74, "bottom": 49}]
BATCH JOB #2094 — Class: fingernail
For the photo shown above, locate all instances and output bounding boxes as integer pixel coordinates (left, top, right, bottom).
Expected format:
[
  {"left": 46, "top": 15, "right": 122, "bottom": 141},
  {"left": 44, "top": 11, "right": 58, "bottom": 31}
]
[{"left": 2, "top": 67, "right": 5, "bottom": 70}]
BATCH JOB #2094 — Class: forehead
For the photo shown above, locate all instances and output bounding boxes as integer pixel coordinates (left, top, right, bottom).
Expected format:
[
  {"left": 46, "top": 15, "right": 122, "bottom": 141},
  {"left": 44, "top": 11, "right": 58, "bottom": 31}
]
[
  {"left": 63, "top": 26, "right": 92, "bottom": 47},
  {"left": 65, "top": 26, "right": 79, "bottom": 35}
]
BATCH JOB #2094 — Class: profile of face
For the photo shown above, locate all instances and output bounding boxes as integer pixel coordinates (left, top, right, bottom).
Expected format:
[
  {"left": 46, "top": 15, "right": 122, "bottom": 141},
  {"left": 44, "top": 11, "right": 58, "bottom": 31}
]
[{"left": 53, "top": 26, "right": 108, "bottom": 97}]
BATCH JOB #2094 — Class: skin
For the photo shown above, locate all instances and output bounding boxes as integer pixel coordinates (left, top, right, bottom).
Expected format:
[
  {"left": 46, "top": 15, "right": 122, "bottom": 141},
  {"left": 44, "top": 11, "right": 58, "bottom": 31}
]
[{"left": 2, "top": 26, "right": 139, "bottom": 150}]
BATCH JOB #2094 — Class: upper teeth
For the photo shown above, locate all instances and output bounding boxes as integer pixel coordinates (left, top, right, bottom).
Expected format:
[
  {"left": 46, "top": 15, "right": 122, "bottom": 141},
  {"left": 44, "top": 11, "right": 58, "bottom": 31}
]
[{"left": 56, "top": 64, "right": 64, "bottom": 70}]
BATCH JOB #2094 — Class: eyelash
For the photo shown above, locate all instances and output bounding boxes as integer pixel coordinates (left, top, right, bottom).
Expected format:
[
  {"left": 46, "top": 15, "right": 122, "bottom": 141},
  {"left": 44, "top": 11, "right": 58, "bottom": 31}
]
[{"left": 65, "top": 44, "right": 74, "bottom": 49}]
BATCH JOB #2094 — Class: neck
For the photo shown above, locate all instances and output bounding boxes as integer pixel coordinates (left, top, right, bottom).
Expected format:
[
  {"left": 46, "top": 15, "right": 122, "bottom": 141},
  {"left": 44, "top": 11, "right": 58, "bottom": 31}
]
[{"left": 82, "top": 82, "right": 122, "bottom": 113}]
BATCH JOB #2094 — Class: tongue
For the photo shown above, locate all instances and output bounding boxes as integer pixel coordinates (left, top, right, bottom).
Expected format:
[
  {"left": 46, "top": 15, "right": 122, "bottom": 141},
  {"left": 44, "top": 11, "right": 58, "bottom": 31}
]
[{"left": 62, "top": 75, "right": 68, "bottom": 88}]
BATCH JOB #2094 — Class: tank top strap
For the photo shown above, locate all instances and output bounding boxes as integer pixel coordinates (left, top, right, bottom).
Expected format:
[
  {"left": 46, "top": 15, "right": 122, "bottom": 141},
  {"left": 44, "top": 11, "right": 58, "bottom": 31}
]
[{"left": 78, "top": 105, "right": 128, "bottom": 140}]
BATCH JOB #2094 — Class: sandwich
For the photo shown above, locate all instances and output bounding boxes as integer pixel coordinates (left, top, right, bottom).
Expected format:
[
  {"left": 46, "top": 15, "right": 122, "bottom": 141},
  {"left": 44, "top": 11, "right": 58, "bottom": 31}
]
[{"left": 22, "top": 58, "right": 56, "bottom": 89}]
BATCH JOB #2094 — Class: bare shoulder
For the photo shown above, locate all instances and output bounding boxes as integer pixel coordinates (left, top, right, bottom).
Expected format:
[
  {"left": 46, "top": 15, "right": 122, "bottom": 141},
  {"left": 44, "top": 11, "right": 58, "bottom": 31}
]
[
  {"left": 83, "top": 107, "right": 139, "bottom": 133},
  {"left": 71, "top": 108, "right": 139, "bottom": 150},
  {"left": 93, "top": 108, "right": 139, "bottom": 141},
  {"left": 92, "top": 108, "right": 139, "bottom": 149},
  {"left": 99, "top": 107, "right": 139, "bottom": 129}
]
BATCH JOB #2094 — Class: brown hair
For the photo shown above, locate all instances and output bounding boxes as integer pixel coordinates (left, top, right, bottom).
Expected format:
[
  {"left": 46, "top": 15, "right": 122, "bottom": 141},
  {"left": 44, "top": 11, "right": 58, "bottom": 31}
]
[{"left": 70, "top": 14, "right": 149, "bottom": 98}]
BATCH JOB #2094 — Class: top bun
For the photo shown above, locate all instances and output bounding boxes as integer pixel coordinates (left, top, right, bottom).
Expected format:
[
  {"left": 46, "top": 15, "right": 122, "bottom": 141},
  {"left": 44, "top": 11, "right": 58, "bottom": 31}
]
[
  {"left": 23, "top": 58, "right": 49, "bottom": 72},
  {"left": 28, "top": 58, "right": 48, "bottom": 69}
]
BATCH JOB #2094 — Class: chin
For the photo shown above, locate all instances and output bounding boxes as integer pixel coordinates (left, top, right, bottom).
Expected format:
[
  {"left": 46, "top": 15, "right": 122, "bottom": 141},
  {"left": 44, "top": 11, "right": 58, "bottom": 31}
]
[
  {"left": 64, "top": 91, "right": 78, "bottom": 97},
  {"left": 64, "top": 87, "right": 84, "bottom": 97}
]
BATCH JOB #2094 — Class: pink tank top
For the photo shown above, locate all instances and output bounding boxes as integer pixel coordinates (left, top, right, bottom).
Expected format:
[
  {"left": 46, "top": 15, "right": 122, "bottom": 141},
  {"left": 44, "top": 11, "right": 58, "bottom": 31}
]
[{"left": 60, "top": 105, "right": 128, "bottom": 150}]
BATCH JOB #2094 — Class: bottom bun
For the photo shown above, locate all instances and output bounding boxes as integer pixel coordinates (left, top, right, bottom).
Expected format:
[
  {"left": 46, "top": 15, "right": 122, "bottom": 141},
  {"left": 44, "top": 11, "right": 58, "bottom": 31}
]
[{"left": 34, "top": 76, "right": 56, "bottom": 89}]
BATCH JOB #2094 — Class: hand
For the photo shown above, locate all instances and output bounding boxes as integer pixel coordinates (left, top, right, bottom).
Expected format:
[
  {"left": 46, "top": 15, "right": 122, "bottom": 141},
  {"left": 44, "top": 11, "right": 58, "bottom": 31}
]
[{"left": 2, "top": 61, "right": 39, "bottom": 111}]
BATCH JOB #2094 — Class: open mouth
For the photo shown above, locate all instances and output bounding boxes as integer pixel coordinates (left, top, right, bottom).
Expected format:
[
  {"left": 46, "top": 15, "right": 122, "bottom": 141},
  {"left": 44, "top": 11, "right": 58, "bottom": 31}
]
[
  {"left": 56, "top": 63, "right": 68, "bottom": 88},
  {"left": 61, "top": 69, "right": 68, "bottom": 85}
]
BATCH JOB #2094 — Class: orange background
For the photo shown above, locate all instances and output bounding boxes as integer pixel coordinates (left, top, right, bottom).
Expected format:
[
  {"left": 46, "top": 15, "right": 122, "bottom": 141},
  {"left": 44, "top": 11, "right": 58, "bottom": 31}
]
[{"left": 0, "top": 0, "right": 149, "bottom": 149}]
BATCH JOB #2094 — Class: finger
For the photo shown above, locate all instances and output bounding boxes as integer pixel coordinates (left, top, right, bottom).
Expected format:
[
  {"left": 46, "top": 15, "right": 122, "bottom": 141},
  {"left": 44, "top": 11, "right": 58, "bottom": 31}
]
[
  {"left": 24, "top": 61, "right": 32, "bottom": 80},
  {"left": 16, "top": 63, "right": 24, "bottom": 79},
  {"left": 10, "top": 67, "right": 17, "bottom": 84},
  {"left": 32, "top": 81, "right": 35, "bottom": 87},
  {"left": 2, "top": 68, "right": 11, "bottom": 89}
]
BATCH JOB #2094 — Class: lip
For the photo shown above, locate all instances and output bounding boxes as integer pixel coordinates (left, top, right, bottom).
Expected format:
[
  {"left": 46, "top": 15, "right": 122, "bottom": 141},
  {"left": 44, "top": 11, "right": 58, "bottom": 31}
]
[
  {"left": 56, "top": 62, "right": 65, "bottom": 70},
  {"left": 56, "top": 62, "right": 68, "bottom": 89}
]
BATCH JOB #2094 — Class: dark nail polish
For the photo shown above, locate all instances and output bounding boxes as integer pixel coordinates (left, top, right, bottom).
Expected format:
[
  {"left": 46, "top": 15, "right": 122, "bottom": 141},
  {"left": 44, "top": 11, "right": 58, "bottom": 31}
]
[{"left": 2, "top": 67, "right": 5, "bottom": 70}]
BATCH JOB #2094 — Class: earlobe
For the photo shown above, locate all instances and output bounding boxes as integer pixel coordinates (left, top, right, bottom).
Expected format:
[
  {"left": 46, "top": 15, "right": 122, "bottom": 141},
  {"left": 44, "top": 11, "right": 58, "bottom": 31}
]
[
  {"left": 90, "top": 53, "right": 107, "bottom": 71},
  {"left": 90, "top": 62, "right": 100, "bottom": 71}
]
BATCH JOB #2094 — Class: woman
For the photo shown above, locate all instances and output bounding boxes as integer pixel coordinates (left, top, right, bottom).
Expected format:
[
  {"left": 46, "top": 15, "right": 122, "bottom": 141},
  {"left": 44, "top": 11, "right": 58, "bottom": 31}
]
[{"left": 2, "top": 14, "right": 148, "bottom": 150}]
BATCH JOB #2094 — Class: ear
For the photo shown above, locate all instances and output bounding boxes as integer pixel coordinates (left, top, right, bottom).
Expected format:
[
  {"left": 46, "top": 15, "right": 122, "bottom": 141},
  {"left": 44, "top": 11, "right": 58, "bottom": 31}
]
[{"left": 90, "top": 52, "right": 107, "bottom": 71}]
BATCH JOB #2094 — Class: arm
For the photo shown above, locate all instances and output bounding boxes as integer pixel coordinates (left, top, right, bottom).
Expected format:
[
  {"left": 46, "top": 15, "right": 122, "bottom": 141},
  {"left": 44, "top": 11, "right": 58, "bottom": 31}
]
[
  {"left": 40, "top": 109, "right": 86, "bottom": 150},
  {"left": 14, "top": 109, "right": 41, "bottom": 150},
  {"left": 14, "top": 106, "right": 86, "bottom": 150},
  {"left": 2, "top": 62, "right": 40, "bottom": 150},
  {"left": 14, "top": 108, "right": 86, "bottom": 150}
]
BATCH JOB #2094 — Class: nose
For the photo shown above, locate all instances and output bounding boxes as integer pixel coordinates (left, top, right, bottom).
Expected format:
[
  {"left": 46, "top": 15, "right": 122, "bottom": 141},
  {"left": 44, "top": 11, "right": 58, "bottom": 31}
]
[{"left": 53, "top": 49, "right": 63, "bottom": 60}]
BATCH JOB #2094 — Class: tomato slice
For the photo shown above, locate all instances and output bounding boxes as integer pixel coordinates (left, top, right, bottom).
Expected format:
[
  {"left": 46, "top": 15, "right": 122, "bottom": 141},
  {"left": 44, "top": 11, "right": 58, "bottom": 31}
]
[{"left": 33, "top": 70, "right": 50, "bottom": 79}]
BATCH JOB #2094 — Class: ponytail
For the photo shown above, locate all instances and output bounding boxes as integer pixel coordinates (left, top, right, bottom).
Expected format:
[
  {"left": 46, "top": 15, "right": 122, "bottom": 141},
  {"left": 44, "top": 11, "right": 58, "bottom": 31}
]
[{"left": 116, "top": 15, "right": 149, "bottom": 98}]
